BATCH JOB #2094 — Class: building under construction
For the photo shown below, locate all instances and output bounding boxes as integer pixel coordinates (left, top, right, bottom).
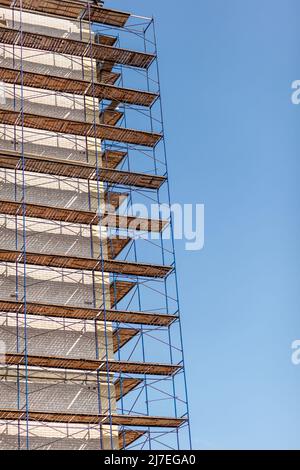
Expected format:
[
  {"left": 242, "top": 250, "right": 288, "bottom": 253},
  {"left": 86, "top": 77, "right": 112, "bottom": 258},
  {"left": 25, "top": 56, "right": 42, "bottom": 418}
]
[{"left": 0, "top": 0, "right": 191, "bottom": 450}]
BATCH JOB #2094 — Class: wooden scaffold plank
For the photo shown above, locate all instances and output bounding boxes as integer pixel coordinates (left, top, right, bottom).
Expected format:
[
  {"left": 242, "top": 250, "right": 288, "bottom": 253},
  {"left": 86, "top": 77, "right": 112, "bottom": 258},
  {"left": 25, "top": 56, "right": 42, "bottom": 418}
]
[
  {"left": 0, "top": 248, "right": 172, "bottom": 278},
  {"left": 0, "top": 148, "right": 165, "bottom": 189},
  {"left": 0, "top": 409, "right": 185, "bottom": 428},
  {"left": 0, "top": 1, "right": 131, "bottom": 28},
  {"left": 0, "top": 65, "right": 158, "bottom": 106},
  {"left": 0, "top": 26, "right": 155, "bottom": 69},
  {"left": 3, "top": 353, "right": 182, "bottom": 376},
  {"left": 0, "top": 299, "right": 178, "bottom": 327},
  {"left": 0, "top": 199, "right": 167, "bottom": 233},
  {"left": 0, "top": 108, "right": 162, "bottom": 147}
]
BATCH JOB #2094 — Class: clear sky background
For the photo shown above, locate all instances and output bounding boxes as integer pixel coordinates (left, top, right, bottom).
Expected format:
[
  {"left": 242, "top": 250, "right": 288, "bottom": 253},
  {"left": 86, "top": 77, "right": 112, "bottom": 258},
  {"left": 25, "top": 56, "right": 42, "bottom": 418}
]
[{"left": 107, "top": 0, "right": 300, "bottom": 450}]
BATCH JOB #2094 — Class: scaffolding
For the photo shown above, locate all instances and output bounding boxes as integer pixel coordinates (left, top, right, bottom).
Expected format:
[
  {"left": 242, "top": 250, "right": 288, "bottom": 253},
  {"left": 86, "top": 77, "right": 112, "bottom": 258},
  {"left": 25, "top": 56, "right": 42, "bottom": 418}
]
[{"left": 0, "top": 0, "right": 191, "bottom": 450}]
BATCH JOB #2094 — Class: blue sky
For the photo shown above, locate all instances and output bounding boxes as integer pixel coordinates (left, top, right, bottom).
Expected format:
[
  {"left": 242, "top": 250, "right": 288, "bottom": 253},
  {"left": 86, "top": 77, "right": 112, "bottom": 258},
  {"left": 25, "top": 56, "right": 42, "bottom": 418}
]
[{"left": 108, "top": 0, "right": 300, "bottom": 450}]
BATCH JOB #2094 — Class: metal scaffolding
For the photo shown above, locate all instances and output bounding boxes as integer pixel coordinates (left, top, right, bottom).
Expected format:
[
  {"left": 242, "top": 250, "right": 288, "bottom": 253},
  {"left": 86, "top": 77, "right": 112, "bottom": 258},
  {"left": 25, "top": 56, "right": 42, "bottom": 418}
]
[{"left": 0, "top": 0, "right": 191, "bottom": 450}]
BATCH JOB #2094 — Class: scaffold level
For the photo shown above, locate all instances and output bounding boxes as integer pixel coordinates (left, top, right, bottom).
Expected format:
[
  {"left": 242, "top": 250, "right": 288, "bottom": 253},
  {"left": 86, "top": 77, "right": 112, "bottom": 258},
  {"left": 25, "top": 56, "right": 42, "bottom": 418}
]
[
  {"left": 4, "top": 353, "right": 182, "bottom": 376},
  {"left": 0, "top": 299, "right": 178, "bottom": 326},
  {"left": 0, "top": 149, "right": 165, "bottom": 188},
  {"left": 0, "top": 108, "right": 162, "bottom": 147},
  {"left": 0, "top": 25, "right": 155, "bottom": 69},
  {"left": 0, "top": 199, "right": 166, "bottom": 232},
  {"left": 0, "top": 0, "right": 131, "bottom": 27},
  {"left": 0, "top": 248, "right": 172, "bottom": 277},
  {"left": 0, "top": 0, "right": 191, "bottom": 451},
  {"left": 0, "top": 65, "right": 159, "bottom": 106}
]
